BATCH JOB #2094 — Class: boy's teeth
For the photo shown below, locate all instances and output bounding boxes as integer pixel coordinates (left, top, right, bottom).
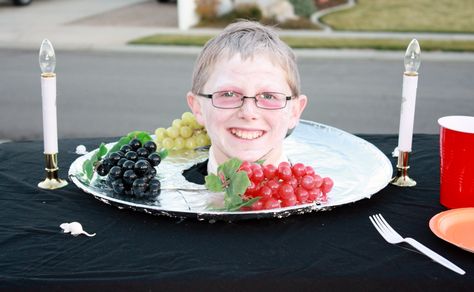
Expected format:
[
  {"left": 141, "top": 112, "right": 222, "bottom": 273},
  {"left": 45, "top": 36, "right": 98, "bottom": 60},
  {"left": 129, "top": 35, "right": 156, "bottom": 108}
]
[{"left": 230, "top": 128, "right": 263, "bottom": 139}]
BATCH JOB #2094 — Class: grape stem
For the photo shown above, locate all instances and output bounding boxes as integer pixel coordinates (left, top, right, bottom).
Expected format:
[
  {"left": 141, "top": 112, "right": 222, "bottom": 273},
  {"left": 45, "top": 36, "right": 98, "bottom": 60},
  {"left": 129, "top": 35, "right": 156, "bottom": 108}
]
[
  {"left": 218, "top": 172, "right": 229, "bottom": 188},
  {"left": 160, "top": 187, "right": 207, "bottom": 191}
]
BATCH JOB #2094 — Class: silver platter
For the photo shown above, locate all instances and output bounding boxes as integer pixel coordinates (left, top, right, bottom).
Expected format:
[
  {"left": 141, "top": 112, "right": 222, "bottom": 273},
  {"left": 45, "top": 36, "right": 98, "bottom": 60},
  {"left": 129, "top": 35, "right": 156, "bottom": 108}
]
[{"left": 69, "top": 120, "right": 393, "bottom": 221}]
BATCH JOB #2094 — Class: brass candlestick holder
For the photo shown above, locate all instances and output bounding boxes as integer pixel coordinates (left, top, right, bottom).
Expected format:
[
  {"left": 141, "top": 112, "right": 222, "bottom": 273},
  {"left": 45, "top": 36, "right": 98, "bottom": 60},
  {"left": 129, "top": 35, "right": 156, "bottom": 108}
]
[
  {"left": 391, "top": 150, "right": 416, "bottom": 187},
  {"left": 38, "top": 153, "right": 68, "bottom": 189}
]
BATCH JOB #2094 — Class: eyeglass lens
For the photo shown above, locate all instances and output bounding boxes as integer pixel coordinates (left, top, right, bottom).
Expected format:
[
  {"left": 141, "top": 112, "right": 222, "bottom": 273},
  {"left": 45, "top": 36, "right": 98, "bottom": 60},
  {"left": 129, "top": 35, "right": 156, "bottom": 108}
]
[{"left": 212, "top": 91, "right": 287, "bottom": 109}]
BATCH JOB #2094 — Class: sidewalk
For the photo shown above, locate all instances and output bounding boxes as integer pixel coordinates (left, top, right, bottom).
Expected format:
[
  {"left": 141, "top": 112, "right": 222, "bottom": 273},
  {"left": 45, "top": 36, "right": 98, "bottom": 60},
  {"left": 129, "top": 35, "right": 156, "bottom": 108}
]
[
  {"left": 1, "top": 0, "right": 474, "bottom": 60},
  {"left": 0, "top": 0, "right": 165, "bottom": 50}
]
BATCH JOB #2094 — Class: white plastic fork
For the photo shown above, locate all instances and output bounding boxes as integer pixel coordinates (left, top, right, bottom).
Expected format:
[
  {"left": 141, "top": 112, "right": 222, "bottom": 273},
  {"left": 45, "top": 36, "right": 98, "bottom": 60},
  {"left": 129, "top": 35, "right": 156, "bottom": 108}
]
[{"left": 369, "top": 214, "right": 465, "bottom": 275}]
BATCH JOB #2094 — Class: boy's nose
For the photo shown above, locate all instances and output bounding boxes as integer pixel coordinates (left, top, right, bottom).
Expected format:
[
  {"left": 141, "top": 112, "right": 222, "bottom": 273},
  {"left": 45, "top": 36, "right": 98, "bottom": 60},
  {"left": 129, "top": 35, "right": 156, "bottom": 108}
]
[{"left": 237, "top": 98, "right": 259, "bottom": 119}]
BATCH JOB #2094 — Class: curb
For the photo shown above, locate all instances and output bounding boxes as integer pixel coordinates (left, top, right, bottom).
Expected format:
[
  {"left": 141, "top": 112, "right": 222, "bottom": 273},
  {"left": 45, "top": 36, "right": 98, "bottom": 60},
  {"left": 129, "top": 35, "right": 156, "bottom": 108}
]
[
  {"left": 311, "top": 0, "right": 356, "bottom": 32},
  {"left": 3, "top": 43, "right": 473, "bottom": 62}
]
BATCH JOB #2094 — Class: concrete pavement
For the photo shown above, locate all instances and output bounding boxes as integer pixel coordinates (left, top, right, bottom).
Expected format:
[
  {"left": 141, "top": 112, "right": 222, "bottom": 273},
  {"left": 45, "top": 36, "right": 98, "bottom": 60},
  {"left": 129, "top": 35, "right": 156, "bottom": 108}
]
[
  {"left": 0, "top": 0, "right": 169, "bottom": 51},
  {"left": 1, "top": 0, "right": 474, "bottom": 61}
]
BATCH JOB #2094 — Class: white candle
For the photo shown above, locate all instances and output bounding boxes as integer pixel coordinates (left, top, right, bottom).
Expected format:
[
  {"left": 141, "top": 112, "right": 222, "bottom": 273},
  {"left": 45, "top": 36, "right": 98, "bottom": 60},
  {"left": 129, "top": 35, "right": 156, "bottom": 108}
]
[
  {"left": 397, "top": 39, "right": 421, "bottom": 152},
  {"left": 41, "top": 75, "right": 58, "bottom": 153},
  {"left": 39, "top": 39, "right": 58, "bottom": 154}
]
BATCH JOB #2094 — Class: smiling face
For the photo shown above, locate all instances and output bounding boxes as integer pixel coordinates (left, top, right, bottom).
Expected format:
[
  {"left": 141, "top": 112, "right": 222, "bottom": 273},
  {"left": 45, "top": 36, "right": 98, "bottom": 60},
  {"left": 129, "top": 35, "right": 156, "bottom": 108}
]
[{"left": 187, "top": 53, "right": 307, "bottom": 165}]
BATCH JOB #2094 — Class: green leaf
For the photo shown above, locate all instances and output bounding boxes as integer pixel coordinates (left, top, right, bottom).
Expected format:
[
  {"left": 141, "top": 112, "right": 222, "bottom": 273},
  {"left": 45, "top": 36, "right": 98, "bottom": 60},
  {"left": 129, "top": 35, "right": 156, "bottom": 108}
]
[
  {"left": 126, "top": 130, "right": 152, "bottom": 143},
  {"left": 136, "top": 132, "right": 152, "bottom": 143},
  {"left": 127, "top": 130, "right": 141, "bottom": 139},
  {"left": 224, "top": 192, "right": 242, "bottom": 209},
  {"left": 229, "top": 171, "right": 250, "bottom": 197},
  {"left": 158, "top": 148, "right": 168, "bottom": 159},
  {"left": 108, "top": 136, "right": 131, "bottom": 154},
  {"left": 223, "top": 170, "right": 250, "bottom": 210},
  {"left": 97, "top": 143, "right": 108, "bottom": 160},
  {"left": 205, "top": 174, "right": 224, "bottom": 192},
  {"left": 82, "top": 159, "right": 94, "bottom": 180},
  {"left": 218, "top": 158, "right": 242, "bottom": 179},
  {"left": 226, "top": 197, "right": 261, "bottom": 212},
  {"left": 205, "top": 157, "right": 255, "bottom": 212}
]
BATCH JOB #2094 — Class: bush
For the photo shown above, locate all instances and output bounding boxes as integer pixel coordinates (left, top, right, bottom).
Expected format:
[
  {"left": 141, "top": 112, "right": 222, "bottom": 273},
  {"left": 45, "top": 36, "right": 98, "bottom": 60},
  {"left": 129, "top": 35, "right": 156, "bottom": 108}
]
[
  {"left": 289, "top": 0, "right": 317, "bottom": 18},
  {"left": 196, "top": 3, "right": 262, "bottom": 28},
  {"left": 261, "top": 17, "right": 321, "bottom": 30},
  {"left": 221, "top": 4, "right": 262, "bottom": 22},
  {"left": 195, "top": 1, "right": 320, "bottom": 30},
  {"left": 195, "top": 0, "right": 220, "bottom": 21}
]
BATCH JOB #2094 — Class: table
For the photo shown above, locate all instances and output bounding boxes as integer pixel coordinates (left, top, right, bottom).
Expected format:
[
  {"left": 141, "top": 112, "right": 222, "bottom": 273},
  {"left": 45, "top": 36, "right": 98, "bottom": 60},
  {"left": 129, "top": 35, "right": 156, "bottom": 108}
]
[{"left": 0, "top": 134, "right": 472, "bottom": 291}]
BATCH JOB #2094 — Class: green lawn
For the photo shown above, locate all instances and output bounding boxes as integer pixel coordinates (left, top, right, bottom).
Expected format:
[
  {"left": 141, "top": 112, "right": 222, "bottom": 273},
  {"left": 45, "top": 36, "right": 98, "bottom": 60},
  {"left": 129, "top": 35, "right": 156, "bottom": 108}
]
[
  {"left": 129, "top": 0, "right": 474, "bottom": 51},
  {"left": 130, "top": 34, "right": 474, "bottom": 52},
  {"left": 321, "top": 0, "right": 474, "bottom": 33}
]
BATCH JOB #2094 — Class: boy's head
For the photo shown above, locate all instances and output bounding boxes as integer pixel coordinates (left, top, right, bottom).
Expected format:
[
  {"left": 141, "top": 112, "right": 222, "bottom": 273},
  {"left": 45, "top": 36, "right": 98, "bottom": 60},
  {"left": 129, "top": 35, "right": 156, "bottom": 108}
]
[
  {"left": 191, "top": 20, "right": 301, "bottom": 96},
  {"left": 187, "top": 20, "right": 307, "bottom": 166}
]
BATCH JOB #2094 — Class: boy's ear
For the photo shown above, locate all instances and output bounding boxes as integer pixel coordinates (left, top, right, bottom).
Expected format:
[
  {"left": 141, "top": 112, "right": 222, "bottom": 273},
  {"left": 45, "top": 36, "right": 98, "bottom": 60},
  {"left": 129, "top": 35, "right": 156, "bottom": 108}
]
[
  {"left": 288, "top": 94, "right": 308, "bottom": 129},
  {"left": 186, "top": 91, "right": 205, "bottom": 125}
]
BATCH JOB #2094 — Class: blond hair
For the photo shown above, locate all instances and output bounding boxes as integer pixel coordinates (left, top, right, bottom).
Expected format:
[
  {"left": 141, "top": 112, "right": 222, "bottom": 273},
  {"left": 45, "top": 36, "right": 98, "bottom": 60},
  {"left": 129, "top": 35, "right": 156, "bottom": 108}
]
[{"left": 191, "top": 20, "right": 301, "bottom": 96}]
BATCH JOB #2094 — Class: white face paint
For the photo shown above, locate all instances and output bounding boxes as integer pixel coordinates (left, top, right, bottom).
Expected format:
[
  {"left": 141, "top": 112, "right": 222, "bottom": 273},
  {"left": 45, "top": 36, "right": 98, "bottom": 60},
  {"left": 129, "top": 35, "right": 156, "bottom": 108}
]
[{"left": 188, "top": 53, "right": 307, "bottom": 166}]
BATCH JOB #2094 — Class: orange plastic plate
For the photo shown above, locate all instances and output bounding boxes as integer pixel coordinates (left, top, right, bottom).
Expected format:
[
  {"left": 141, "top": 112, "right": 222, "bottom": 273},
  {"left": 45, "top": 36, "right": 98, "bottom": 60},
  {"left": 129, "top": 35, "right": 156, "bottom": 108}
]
[{"left": 429, "top": 208, "right": 474, "bottom": 253}]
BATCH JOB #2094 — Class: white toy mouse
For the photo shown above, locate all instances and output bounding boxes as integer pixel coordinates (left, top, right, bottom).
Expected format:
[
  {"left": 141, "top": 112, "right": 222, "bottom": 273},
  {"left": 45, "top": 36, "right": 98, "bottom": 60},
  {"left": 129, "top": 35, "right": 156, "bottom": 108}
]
[
  {"left": 60, "top": 222, "right": 96, "bottom": 237},
  {"left": 75, "top": 145, "right": 88, "bottom": 155}
]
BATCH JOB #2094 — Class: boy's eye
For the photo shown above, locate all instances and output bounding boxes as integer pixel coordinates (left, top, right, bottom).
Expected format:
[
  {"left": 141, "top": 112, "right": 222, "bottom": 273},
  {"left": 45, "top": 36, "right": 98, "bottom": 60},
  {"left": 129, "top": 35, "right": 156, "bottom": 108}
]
[
  {"left": 220, "top": 91, "right": 237, "bottom": 98},
  {"left": 259, "top": 93, "right": 277, "bottom": 100}
]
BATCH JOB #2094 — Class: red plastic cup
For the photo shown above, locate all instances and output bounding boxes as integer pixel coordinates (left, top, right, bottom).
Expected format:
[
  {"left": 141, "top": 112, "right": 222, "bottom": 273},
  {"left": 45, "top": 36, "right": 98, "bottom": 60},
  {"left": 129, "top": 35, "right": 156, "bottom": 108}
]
[{"left": 438, "top": 116, "right": 474, "bottom": 208}]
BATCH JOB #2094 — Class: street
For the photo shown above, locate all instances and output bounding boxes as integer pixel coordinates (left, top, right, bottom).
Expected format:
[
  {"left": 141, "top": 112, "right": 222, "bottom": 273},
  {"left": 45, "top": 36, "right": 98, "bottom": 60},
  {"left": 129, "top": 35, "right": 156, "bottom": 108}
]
[{"left": 1, "top": 48, "right": 473, "bottom": 140}]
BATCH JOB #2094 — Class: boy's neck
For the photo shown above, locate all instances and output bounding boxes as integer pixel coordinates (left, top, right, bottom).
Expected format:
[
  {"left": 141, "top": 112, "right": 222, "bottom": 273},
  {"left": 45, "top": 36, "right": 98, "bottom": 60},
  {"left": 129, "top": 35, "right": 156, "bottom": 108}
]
[{"left": 207, "top": 146, "right": 289, "bottom": 175}]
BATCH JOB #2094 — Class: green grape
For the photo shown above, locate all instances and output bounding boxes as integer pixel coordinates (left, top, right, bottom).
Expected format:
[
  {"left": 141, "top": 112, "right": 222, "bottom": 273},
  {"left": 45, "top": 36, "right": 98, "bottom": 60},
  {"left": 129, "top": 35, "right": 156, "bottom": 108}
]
[
  {"left": 162, "top": 137, "right": 174, "bottom": 149},
  {"left": 195, "top": 133, "right": 209, "bottom": 147},
  {"left": 185, "top": 137, "right": 197, "bottom": 150},
  {"left": 180, "top": 126, "right": 193, "bottom": 138},
  {"left": 154, "top": 111, "right": 211, "bottom": 152},
  {"left": 181, "top": 112, "right": 194, "bottom": 125},
  {"left": 204, "top": 135, "right": 211, "bottom": 145},
  {"left": 172, "top": 119, "right": 182, "bottom": 128},
  {"left": 174, "top": 137, "right": 185, "bottom": 150},
  {"left": 190, "top": 119, "right": 203, "bottom": 130},
  {"left": 155, "top": 127, "right": 167, "bottom": 141},
  {"left": 166, "top": 126, "right": 180, "bottom": 139}
]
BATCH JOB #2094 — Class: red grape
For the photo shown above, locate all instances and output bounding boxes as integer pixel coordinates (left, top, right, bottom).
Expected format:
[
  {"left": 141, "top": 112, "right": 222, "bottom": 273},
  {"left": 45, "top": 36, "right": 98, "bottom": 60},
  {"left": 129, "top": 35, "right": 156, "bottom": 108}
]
[
  {"left": 266, "top": 179, "right": 280, "bottom": 195},
  {"left": 258, "top": 185, "right": 273, "bottom": 199},
  {"left": 295, "top": 187, "right": 309, "bottom": 203},
  {"left": 305, "top": 165, "right": 315, "bottom": 176},
  {"left": 278, "top": 161, "right": 291, "bottom": 168},
  {"left": 251, "top": 199, "right": 264, "bottom": 211},
  {"left": 238, "top": 161, "right": 333, "bottom": 210},
  {"left": 278, "top": 183, "right": 294, "bottom": 200},
  {"left": 263, "top": 164, "right": 277, "bottom": 179},
  {"left": 278, "top": 166, "right": 293, "bottom": 181},
  {"left": 245, "top": 181, "right": 258, "bottom": 195},
  {"left": 313, "top": 174, "right": 323, "bottom": 188},
  {"left": 240, "top": 160, "right": 251, "bottom": 169},
  {"left": 308, "top": 188, "right": 321, "bottom": 202},
  {"left": 250, "top": 163, "right": 262, "bottom": 172},
  {"left": 252, "top": 167, "right": 264, "bottom": 183},
  {"left": 281, "top": 194, "right": 297, "bottom": 207},
  {"left": 292, "top": 163, "right": 306, "bottom": 177},
  {"left": 321, "top": 177, "right": 334, "bottom": 193},
  {"left": 240, "top": 166, "right": 252, "bottom": 178},
  {"left": 264, "top": 197, "right": 281, "bottom": 209},
  {"left": 287, "top": 177, "right": 298, "bottom": 189},
  {"left": 300, "top": 175, "right": 315, "bottom": 190}
]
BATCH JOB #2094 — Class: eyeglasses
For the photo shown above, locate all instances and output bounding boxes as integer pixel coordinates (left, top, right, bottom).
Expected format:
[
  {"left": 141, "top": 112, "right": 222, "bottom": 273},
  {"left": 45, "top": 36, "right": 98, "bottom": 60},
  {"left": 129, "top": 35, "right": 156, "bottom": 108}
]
[{"left": 198, "top": 91, "right": 293, "bottom": 110}]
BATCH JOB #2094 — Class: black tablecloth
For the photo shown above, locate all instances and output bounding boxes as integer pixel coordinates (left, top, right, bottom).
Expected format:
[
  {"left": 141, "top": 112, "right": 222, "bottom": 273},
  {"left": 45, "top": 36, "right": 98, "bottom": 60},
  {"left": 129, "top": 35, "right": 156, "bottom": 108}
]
[{"left": 0, "top": 134, "right": 472, "bottom": 291}]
